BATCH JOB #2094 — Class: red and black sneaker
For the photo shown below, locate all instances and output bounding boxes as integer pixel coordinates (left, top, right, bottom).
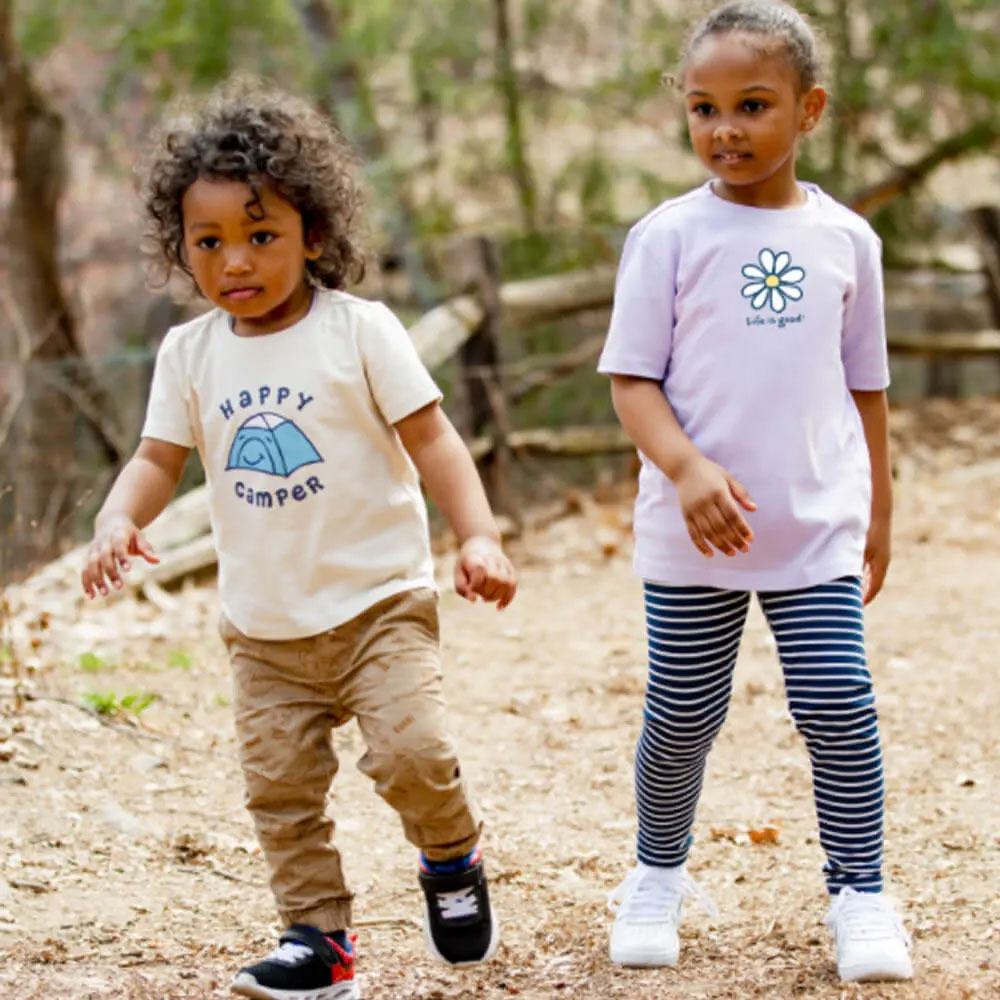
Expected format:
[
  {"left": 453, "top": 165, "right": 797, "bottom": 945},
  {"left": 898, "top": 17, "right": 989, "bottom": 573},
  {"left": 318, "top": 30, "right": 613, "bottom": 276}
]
[
  {"left": 230, "top": 924, "right": 358, "bottom": 1000},
  {"left": 419, "top": 849, "right": 499, "bottom": 965}
]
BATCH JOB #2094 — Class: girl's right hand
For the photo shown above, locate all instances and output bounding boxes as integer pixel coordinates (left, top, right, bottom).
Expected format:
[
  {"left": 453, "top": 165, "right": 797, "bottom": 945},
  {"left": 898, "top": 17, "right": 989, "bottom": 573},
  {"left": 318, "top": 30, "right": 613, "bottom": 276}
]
[
  {"left": 674, "top": 455, "right": 757, "bottom": 558},
  {"left": 81, "top": 514, "right": 159, "bottom": 598}
]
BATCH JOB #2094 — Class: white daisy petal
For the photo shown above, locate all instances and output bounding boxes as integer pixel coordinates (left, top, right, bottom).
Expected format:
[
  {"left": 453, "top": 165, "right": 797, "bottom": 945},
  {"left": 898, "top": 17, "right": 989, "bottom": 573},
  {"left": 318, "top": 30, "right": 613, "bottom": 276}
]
[
  {"left": 781, "top": 283, "right": 803, "bottom": 301},
  {"left": 741, "top": 281, "right": 766, "bottom": 298},
  {"left": 759, "top": 249, "right": 776, "bottom": 274},
  {"left": 780, "top": 267, "right": 805, "bottom": 284},
  {"left": 773, "top": 252, "right": 791, "bottom": 275},
  {"left": 752, "top": 287, "right": 770, "bottom": 310},
  {"left": 742, "top": 264, "right": 766, "bottom": 280},
  {"left": 770, "top": 287, "right": 786, "bottom": 313}
]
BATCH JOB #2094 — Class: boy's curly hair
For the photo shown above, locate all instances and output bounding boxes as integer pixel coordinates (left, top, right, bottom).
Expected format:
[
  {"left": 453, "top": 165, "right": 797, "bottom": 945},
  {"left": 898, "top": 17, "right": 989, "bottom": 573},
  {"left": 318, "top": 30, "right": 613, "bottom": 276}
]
[{"left": 140, "top": 79, "right": 366, "bottom": 290}]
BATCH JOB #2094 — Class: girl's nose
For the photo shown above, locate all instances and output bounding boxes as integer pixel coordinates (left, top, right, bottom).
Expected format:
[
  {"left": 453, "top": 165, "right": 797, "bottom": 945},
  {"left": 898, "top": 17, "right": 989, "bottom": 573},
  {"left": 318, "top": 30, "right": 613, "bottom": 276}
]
[{"left": 713, "top": 121, "right": 742, "bottom": 142}]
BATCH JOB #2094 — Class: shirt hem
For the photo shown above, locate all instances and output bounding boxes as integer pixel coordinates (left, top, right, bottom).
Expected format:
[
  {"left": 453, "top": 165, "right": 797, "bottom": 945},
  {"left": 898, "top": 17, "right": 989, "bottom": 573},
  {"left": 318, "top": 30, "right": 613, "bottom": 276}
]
[
  {"left": 636, "top": 555, "right": 863, "bottom": 593},
  {"left": 221, "top": 575, "right": 439, "bottom": 640}
]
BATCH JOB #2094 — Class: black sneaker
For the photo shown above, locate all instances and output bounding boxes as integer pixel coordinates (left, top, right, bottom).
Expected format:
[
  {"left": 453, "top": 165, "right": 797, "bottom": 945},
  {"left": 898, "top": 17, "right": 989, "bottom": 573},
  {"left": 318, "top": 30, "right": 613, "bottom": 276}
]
[
  {"left": 419, "top": 849, "right": 499, "bottom": 965},
  {"left": 230, "top": 924, "right": 359, "bottom": 1000}
]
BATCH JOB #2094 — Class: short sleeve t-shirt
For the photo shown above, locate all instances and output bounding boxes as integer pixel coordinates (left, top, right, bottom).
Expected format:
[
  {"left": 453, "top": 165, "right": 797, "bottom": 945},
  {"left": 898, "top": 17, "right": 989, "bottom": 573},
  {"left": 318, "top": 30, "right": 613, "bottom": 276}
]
[
  {"left": 142, "top": 289, "right": 441, "bottom": 639},
  {"left": 598, "top": 182, "right": 889, "bottom": 591}
]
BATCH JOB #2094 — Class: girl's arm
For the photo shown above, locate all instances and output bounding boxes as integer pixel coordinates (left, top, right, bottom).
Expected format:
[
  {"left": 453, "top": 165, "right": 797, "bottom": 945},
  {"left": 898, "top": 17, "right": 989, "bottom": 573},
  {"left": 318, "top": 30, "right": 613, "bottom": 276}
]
[
  {"left": 82, "top": 438, "right": 190, "bottom": 598},
  {"left": 394, "top": 401, "right": 516, "bottom": 609},
  {"left": 851, "top": 389, "right": 892, "bottom": 603},
  {"left": 610, "top": 374, "right": 757, "bottom": 557}
]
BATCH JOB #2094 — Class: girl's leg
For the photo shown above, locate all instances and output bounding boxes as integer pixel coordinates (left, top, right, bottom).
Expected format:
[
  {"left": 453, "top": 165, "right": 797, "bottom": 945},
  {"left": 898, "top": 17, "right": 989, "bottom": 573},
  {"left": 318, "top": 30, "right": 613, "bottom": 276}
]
[
  {"left": 758, "top": 576, "right": 884, "bottom": 893},
  {"left": 636, "top": 583, "right": 750, "bottom": 866}
]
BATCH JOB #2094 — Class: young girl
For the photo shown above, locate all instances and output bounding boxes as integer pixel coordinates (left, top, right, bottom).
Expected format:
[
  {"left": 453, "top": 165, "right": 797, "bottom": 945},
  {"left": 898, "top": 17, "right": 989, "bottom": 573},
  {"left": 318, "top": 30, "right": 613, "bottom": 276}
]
[
  {"left": 599, "top": 2, "right": 912, "bottom": 984},
  {"left": 81, "top": 81, "right": 515, "bottom": 1000}
]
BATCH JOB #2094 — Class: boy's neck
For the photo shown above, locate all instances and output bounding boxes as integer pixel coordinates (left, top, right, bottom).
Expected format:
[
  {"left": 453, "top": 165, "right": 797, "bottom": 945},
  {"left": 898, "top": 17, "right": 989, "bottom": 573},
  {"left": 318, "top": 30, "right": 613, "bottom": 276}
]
[{"left": 231, "top": 282, "right": 316, "bottom": 337}]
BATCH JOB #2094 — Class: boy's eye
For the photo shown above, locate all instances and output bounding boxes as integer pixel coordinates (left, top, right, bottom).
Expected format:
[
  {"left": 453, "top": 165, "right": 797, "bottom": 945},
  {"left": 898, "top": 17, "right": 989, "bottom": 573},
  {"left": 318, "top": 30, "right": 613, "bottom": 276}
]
[
  {"left": 195, "top": 236, "right": 220, "bottom": 250},
  {"left": 742, "top": 99, "right": 768, "bottom": 113},
  {"left": 691, "top": 102, "right": 715, "bottom": 117},
  {"left": 250, "top": 231, "right": 276, "bottom": 246}
]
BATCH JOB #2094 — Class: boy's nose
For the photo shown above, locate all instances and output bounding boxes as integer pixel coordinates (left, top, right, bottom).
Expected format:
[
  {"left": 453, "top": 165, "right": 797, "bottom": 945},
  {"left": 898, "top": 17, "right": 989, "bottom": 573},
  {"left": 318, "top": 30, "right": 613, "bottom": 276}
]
[{"left": 223, "top": 252, "right": 253, "bottom": 274}]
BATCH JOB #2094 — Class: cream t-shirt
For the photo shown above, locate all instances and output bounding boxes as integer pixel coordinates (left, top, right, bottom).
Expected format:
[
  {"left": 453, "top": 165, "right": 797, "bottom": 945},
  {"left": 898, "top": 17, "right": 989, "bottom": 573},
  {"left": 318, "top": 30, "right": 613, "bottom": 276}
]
[{"left": 142, "top": 290, "right": 441, "bottom": 639}]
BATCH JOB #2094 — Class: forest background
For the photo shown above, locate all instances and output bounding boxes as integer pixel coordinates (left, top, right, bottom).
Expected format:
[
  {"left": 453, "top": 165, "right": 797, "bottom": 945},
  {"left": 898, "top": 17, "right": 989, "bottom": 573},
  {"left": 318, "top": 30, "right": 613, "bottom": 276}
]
[
  {"left": 1, "top": 0, "right": 999, "bottom": 582},
  {"left": 1, "top": 4, "right": 999, "bottom": 1000}
]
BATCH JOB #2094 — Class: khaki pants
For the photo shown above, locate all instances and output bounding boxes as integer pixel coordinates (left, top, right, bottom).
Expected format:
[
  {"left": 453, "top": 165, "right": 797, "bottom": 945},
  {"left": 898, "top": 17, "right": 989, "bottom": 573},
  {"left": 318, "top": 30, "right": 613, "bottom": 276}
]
[{"left": 220, "top": 588, "right": 481, "bottom": 932}]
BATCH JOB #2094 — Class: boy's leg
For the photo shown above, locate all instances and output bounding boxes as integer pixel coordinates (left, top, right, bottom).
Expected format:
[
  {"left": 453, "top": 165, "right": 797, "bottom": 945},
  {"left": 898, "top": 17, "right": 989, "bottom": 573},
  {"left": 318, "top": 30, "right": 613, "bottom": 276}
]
[
  {"left": 221, "top": 616, "right": 352, "bottom": 933},
  {"left": 339, "top": 588, "right": 492, "bottom": 965},
  {"left": 610, "top": 583, "right": 749, "bottom": 967},
  {"left": 757, "top": 576, "right": 884, "bottom": 893},
  {"left": 758, "top": 576, "right": 911, "bottom": 982}
]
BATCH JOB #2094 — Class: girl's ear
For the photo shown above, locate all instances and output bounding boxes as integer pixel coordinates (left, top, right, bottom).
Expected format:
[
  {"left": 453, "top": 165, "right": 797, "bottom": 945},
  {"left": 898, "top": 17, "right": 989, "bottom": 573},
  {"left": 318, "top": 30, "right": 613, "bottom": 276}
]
[{"left": 800, "top": 86, "right": 827, "bottom": 133}]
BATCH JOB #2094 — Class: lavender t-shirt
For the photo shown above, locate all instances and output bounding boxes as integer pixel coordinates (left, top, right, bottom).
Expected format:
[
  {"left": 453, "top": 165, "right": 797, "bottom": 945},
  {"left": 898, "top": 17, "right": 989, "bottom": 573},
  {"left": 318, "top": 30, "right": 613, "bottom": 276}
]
[{"left": 598, "top": 182, "right": 889, "bottom": 591}]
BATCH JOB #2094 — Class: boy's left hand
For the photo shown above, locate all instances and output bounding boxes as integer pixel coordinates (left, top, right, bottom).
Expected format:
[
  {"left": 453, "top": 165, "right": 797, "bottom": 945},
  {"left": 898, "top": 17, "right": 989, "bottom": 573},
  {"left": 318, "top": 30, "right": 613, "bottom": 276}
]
[
  {"left": 455, "top": 536, "right": 516, "bottom": 610},
  {"left": 862, "top": 516, "right": 891, "bottom": 605}
]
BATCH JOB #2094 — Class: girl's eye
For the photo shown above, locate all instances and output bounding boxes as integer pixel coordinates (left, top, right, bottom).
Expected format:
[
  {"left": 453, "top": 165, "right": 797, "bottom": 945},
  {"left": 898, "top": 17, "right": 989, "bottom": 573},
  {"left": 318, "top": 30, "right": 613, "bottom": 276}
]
[
  {"left": 250, "top": 231, "right": 276, "bottom": 246},
  {"left": 691, "top": 102, "right": 715, "bottom": 117},
  {"left": 195, "top": 236, "right": 220, "bottom": 250},
  {"left": 743, "top": 99, "right": 768, "bottom": 113}
]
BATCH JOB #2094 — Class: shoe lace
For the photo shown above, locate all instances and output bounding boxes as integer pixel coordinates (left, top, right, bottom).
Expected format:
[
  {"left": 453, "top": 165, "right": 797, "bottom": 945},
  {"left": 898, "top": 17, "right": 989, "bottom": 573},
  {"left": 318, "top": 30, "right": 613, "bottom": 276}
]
[
  {"left": 825, "top": 888, "right": 912, "bottom": 946},
  {"left": 607, "top": 867, "right": 718, "bottom": 923},
  {"left": 264, "top": 941, "right": 315, "bottom": 966},
  {"left": 435, "top": 885, "right": 479, "bottom": 920}
]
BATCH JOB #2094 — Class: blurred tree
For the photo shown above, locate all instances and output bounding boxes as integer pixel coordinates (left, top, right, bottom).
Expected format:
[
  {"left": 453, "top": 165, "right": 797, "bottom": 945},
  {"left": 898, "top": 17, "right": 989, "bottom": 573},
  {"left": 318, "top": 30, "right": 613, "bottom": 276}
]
[
  {"left": 1, "top": 0, "right": 125, "bottom": 569},
  {"left": 797, "top": 1, "right": 1000, "bottom": 215}
]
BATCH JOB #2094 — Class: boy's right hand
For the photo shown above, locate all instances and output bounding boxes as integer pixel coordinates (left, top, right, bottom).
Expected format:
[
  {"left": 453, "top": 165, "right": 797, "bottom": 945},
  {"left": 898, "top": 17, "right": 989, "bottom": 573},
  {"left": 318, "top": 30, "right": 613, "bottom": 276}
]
[
  {"left": 81, "top": 514, "right": 159, "bottom": 598},
  {"left": 674, "top": 455, "right": 757, "bottom": 558}
]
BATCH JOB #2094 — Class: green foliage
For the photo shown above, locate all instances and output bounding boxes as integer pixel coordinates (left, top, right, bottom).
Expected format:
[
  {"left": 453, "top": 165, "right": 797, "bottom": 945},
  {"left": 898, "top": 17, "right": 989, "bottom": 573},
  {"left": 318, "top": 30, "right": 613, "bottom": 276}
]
[
  {"left": 77, "top": 651, "right": 111, "bottom": 674},
  {"left": 81, "top": 690, "right": 157, "bottom": 717},
  {"left": 166, "top": 649, "right": 194, "bottom": 670}
]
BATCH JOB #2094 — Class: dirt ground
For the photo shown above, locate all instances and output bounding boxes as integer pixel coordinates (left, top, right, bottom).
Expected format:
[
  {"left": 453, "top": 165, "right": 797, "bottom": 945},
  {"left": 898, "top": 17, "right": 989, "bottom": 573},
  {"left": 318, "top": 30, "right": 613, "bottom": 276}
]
[{"left": 2, "top": 399, "right": 999, "bottom": 1000}]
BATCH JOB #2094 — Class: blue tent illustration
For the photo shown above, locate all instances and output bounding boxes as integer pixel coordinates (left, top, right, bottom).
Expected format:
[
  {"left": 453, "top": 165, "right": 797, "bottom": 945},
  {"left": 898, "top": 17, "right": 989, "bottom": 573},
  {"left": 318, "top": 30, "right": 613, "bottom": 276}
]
[{"left": 225, "top": 412, "right": 322, "bottom": 478}]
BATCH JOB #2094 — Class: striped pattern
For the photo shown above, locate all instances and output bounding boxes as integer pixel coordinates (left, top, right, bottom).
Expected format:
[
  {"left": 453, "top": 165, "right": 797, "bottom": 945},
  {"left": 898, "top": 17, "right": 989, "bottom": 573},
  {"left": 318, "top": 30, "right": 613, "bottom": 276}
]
[{"left": 636, "top": 577, "right": 883, "bottom": 893}]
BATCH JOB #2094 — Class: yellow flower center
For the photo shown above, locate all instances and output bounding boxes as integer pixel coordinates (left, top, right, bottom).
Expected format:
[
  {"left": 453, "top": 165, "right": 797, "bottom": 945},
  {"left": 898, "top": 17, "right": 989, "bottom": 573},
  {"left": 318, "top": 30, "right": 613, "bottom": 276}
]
[{"left": 765, "top": 274, "right": 781, "bottom": 288}]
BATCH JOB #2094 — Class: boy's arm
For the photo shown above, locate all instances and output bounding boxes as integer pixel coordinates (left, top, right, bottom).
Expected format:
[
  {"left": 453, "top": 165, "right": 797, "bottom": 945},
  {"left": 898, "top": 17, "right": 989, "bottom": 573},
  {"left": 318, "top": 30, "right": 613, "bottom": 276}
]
[
  {"left": 610, "top": 375, "right": 756, "bottom": 557},
  {"left": 851, "top": 389, "right": 892, "bottom": 604},
  {"left": 394, "top": 402, "right": 516, "bottom": 609},
  {"left": 82, "top": 437, "right": 190, "bottom": 597}
]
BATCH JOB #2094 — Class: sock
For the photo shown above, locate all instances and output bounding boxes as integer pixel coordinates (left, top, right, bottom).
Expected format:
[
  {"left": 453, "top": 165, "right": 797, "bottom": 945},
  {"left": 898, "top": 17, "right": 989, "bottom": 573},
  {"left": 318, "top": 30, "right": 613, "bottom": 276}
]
[
  {"left": 322, "top": 930, "right": 352, "bottom": 954},
  {"left": 420, "top": 845, "right": 481, "bottom": 874}
]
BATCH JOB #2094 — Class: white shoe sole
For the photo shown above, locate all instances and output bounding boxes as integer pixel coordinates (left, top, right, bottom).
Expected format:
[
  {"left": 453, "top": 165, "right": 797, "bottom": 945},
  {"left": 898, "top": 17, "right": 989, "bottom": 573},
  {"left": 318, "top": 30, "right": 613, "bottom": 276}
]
[
  {"left": 422, "top": 912, "right": 500, "bottom": 966},
  {"left": 230, "top": 972, "right": 360, "bottom": 999},
  {"left": 609, "top": 943, "right": 679, "bottom": 968},
  {"left": 839, "top": 956, "right": 913, "bottom": 983}
]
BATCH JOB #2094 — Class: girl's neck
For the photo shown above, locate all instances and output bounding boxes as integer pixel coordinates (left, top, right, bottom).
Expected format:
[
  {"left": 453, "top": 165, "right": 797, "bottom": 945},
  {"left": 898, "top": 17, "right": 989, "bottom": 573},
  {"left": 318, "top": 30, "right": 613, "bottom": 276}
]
[
  {"left": 231, "top": 281, "right": 315, "bottom": 337},
  {"left": 710, "top": 168, "right": 806, "bottom": 210}
]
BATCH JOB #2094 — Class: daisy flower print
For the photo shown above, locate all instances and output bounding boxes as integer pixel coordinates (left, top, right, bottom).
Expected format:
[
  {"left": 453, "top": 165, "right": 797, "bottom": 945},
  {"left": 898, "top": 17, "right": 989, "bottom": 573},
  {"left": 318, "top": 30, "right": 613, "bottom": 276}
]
[{"left": 741, "top": 249, "right": 805, "bottom": 314}]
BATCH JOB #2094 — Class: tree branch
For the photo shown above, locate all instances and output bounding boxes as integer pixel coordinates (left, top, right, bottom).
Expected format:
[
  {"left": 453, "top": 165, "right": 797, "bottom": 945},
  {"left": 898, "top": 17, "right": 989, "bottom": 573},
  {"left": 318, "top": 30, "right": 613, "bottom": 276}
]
[{"left": 850, "top": 119, "right": 1000, "bottom": 217}]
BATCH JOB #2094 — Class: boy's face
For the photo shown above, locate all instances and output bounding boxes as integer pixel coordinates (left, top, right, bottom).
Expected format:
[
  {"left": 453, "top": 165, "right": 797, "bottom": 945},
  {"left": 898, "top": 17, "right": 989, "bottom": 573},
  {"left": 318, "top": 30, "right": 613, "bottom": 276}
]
[
  {"left": 181, "top": 177, "right": 321, "bottom": 336},
  {"left": 683, "top": 33, "right": 825, "bottom": 206}
]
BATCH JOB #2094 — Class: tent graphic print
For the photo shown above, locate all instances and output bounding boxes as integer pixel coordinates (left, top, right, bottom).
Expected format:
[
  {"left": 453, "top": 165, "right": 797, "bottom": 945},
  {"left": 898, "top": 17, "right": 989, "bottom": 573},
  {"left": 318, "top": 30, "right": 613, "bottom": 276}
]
[{"left": 225, "top": 412, "right": 322, "bottom": 478}]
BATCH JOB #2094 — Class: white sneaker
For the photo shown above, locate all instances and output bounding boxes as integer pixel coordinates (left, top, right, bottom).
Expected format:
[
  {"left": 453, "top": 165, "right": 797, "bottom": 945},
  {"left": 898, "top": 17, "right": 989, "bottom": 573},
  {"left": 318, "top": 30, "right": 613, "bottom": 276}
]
[
  {"left": 607, "top": 863, "right": 715, "bottom": 967},
  {"left": 825, "top": 887, "right": 913, "bottom": 982}
]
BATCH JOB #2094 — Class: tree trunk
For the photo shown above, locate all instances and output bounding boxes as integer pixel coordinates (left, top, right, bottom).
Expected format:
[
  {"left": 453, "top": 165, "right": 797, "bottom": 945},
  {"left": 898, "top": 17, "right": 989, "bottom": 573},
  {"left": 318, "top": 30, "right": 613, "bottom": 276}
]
[
  {"left": 0, "top": 1, "right": 123, "bottom": 577},
  {"left": 493, "top": 0, "right": 538, "bottom": 232},
  {"left": 294, "top": 0, "right": 437, "bottom": 307}
]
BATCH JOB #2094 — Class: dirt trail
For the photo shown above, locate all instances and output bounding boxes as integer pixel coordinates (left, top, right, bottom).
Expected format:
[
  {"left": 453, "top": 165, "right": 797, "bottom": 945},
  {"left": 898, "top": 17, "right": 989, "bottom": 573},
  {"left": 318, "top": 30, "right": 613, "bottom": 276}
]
[{"left": 2, "top": 400, "right": 999, "bottom": 999}]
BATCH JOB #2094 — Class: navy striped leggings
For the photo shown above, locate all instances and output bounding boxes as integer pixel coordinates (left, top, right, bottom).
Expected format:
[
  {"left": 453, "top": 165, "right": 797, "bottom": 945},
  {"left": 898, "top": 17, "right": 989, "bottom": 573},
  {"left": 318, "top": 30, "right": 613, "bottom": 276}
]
[{"left": 637, "top": 576, "right": 883, "bottom": 893}]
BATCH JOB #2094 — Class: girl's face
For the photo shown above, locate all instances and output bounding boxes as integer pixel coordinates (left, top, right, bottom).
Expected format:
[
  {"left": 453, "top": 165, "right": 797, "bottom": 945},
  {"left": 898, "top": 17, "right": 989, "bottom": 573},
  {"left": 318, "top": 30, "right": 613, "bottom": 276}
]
[
  {"left": 683, "top": 33, "right": 826, "bottom": 208},
  {"left": 181, "top": 177, "right": 321, "bottom": 336}
]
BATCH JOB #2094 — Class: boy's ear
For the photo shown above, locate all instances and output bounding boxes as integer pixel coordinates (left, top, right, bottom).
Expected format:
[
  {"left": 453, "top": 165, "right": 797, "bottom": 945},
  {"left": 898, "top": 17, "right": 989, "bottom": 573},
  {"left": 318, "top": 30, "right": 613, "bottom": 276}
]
[
  {"left": 800, "top": 86, "right": 827, "bottom": 133},
  {"left": 304, "top": 222, "right": 324, "bottom": 260}
]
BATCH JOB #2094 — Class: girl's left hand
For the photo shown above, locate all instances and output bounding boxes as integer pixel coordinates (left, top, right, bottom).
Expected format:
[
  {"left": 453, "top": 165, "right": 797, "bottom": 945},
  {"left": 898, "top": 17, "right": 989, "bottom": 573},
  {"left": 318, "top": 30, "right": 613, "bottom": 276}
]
[
  {"left": 455, "top": 536, "right": 517, "bottom": 610},
  {"left": 862, "top": 516, "right": 891, "bottom": 604}
]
